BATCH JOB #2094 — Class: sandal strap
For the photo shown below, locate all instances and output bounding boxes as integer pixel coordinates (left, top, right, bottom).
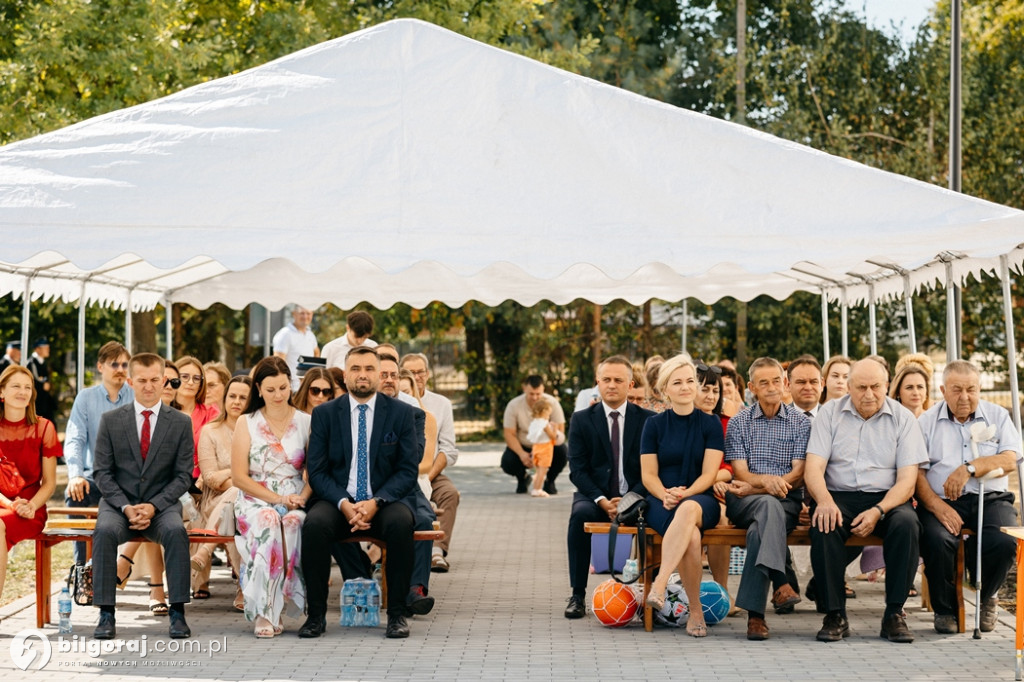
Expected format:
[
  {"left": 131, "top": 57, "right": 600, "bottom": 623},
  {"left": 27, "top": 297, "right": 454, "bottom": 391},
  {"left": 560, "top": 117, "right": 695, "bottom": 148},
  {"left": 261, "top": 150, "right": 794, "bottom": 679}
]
[{"left": 118, "top": 554, "right": 135, "bottom": 565}]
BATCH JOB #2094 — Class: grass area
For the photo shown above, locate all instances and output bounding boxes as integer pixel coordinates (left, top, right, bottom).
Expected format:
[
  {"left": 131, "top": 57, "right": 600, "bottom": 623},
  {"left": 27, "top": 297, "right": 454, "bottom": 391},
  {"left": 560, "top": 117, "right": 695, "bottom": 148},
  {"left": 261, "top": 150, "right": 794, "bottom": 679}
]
[{"left": 3, "top": 541, "right": 73, "bottom": 608}]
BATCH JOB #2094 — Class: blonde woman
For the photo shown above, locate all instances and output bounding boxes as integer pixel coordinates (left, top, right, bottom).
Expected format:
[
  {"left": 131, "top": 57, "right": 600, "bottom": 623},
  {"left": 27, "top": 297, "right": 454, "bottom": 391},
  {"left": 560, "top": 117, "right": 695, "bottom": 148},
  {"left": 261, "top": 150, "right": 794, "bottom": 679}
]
[{"left": 640, "top": 355, "right": 724, "bottom": 637}]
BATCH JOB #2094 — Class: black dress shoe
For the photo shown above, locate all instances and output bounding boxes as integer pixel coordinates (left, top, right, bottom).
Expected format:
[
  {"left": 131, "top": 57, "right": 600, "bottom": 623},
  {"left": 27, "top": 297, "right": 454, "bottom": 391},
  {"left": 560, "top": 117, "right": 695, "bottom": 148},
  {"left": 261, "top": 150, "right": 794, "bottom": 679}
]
[
  {"left": 386, "top": 613, "right": 410, "bottom": 638},
  {"left": 168, "top": 611, "right": 191, "bottom": 639},
  {"left": 406, "top": 586, "right": 435, "bottom": 616},
  {"left": 94, "top": 612, "right": 116, "bottom": 640},
  {"left": 880, "top": 613, "right": 914, "bottom": 643},
  {"left": 298, "top": 615, "right": 326, "bottom": 638},
  {"left": 816, "top": 613, "right": 850, "bottom": 642},
  {"left": 515, "top": 474, "right": 530, "bottom": 494},
  {"left": 564, "top": 595, "right": 585, "bottom": 619},
  {"left": 543, "top": 479, "right": 558, "bottom": 495}
]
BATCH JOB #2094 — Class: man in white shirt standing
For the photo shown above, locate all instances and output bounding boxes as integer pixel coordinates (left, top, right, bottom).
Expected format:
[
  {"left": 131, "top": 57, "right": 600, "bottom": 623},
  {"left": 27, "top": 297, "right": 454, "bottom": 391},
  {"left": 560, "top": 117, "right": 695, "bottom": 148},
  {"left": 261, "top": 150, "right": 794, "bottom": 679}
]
[
  {"left": 273, "top": 305, "right": 319, "bottom": 391},
  {"left": 400, "top": 352, "right": 460, "bottom": 573}
]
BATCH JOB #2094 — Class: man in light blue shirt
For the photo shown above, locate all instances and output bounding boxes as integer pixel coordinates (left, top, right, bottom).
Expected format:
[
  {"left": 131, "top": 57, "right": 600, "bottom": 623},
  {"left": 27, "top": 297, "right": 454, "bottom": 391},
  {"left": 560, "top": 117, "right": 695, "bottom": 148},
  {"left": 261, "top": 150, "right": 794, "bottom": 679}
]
[
  {"left": 64, "top": 341, "right": 133, "bottom": 564},
  {"left": 916, "top": 359, "right": 1021, "bottom": 634}
]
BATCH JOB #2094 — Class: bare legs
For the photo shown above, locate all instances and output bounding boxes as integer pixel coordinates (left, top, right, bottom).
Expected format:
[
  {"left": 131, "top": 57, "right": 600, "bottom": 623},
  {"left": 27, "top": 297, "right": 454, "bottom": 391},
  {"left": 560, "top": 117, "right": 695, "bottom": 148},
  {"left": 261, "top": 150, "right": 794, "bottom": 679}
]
[{"left": 648, "top": 501, "right": 707, "bottom": 635}]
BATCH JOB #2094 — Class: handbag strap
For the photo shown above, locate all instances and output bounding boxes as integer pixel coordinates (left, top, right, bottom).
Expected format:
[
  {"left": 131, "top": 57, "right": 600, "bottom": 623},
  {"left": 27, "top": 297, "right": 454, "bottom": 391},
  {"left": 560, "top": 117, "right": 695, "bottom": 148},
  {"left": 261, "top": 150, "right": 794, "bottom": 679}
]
[{"left": 608, "top": 509, "right": 647, "bottom": 585}]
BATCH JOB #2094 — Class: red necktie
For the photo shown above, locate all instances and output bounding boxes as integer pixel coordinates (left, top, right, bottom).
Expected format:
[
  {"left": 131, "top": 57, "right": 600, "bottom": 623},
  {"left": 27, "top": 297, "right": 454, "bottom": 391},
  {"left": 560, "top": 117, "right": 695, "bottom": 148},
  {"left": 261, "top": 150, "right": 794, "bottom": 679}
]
[{"left": 140, "top": 410, "right": 153, "bottom": 460}]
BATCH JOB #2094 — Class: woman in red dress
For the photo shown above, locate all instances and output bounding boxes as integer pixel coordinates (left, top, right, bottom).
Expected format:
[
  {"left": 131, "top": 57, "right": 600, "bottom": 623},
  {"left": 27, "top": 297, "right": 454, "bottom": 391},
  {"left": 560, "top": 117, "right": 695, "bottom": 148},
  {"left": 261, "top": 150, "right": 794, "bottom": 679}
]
[{"left": 0, "top": 365, "right": 61, "bottom": 599}]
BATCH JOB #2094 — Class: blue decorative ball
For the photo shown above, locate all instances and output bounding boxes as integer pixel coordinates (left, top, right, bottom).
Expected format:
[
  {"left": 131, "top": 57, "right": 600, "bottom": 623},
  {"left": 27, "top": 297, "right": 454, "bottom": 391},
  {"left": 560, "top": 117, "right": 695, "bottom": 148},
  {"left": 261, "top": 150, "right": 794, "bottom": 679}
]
[{"left": 698, "top": 580, "right": 730, "bottom": 625}]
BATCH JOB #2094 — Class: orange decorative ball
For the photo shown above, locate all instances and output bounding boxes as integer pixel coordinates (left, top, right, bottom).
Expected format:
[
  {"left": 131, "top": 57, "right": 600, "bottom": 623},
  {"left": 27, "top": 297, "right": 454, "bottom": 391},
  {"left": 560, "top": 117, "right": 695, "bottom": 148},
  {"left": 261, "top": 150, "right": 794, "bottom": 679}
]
[{"left": 591, "top": 579, "right": 639, "bottom": 627}]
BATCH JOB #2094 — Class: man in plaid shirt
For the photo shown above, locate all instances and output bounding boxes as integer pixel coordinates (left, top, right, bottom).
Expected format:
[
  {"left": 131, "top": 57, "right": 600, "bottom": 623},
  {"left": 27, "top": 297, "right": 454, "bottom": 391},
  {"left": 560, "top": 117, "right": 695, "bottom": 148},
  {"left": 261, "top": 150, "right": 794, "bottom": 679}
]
[{"left": 724, "top": 357, "right": 812, "bottom": 641}]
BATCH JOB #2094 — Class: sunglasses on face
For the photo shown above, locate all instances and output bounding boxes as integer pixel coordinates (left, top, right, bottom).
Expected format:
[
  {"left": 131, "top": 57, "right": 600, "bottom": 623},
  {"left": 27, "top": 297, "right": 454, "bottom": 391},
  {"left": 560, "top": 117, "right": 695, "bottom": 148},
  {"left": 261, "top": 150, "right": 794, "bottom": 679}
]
[
  {"left": 308, "top": 386, "right": 332, "bottom": 397},
  {"left": 164, "top": 377, "right": 181, "bottom": 389},
  {"left": 108, "top": 362, "right": 130, "bottom": 370}
]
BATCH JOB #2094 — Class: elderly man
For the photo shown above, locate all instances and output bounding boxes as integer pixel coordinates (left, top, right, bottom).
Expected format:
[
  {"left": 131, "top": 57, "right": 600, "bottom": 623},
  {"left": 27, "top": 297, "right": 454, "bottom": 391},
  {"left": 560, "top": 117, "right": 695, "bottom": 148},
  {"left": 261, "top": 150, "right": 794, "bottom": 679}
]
[
  {"left": 564, "top": 356, "right": 654, "bottom": 618},
  {"left": 272, "top": 305, "right": 318, "bottom": 391},
  {"left": 501, "top": 375, "right": 567, "bottom": 494},
  {"left": 400, "top": 353, "right": 460, "bottom": 573},
  {"left": 916, "top": 359, "right": 1021, "bottom": 634},
  {"left": 724, "top": 357, "right": 810, "bottom": 640},
  {"left": 805, "top": 359, "right": 927, "bottom": 643}
]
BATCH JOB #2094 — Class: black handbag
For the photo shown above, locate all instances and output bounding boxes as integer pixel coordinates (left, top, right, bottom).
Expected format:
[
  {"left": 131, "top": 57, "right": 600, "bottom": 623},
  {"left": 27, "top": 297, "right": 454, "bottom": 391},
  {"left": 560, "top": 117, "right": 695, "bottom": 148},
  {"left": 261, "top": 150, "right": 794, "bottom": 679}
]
[
  {"left": 67, "top": 562, "right": 94, "bottom": 606},
  {"left": 607, "top": 492, "right": 651, "bottom": 584}
]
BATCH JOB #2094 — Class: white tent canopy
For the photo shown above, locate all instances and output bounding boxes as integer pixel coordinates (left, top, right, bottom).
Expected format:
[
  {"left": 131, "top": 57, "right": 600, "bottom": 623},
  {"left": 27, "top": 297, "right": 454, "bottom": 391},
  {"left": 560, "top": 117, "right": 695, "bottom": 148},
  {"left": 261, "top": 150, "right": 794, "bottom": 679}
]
[{"left": 1, "top": 18, "right": 1022, "bottom": 312}]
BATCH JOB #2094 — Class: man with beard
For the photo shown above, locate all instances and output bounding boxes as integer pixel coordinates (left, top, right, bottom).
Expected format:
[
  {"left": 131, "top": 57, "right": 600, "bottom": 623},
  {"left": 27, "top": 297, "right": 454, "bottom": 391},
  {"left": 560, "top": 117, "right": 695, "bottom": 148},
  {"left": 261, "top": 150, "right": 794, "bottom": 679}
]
[{"left": 301, "top": 346, "right": 422, "bottom": 638}]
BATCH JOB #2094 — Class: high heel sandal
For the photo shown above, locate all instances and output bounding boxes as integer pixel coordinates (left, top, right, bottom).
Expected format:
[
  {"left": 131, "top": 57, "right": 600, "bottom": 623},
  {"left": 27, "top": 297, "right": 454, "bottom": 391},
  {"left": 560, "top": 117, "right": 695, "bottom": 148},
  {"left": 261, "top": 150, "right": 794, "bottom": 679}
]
[
  {"left": 115, "top": 554, "right": 134, "bottom": 589},
  {"left": 148, "top": 583, "right": 169, "bottom": 616}
]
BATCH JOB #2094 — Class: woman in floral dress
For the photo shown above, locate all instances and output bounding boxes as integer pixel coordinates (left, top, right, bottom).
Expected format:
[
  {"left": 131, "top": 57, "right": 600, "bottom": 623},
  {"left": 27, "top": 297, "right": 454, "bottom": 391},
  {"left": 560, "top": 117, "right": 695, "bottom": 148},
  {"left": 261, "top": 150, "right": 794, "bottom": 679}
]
[{"left": 232, "top": 357, "right": 311, "bottom": 638}]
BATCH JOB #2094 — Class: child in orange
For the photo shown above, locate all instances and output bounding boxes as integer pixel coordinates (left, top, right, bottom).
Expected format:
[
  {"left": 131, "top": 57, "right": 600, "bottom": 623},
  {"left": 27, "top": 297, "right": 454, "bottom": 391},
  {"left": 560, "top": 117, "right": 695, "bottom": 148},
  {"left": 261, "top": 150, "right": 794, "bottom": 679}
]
[{"left": 526, "top": 399, "right": 557, "bottom": 498}]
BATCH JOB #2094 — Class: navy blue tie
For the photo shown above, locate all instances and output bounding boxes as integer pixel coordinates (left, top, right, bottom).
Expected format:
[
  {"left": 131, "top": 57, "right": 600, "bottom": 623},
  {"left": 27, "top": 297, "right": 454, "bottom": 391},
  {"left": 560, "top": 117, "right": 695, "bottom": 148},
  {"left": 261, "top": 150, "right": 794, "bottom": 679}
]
[{"left": 356, "top": 404, "right": 369, "bottom": 501}]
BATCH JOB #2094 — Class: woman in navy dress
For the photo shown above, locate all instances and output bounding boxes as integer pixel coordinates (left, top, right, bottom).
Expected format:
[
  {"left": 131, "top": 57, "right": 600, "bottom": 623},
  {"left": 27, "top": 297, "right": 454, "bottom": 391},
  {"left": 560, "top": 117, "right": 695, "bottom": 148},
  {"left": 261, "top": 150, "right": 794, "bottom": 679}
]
[{"left": 640, "top": 355, "right": 724, "bottom": 637}]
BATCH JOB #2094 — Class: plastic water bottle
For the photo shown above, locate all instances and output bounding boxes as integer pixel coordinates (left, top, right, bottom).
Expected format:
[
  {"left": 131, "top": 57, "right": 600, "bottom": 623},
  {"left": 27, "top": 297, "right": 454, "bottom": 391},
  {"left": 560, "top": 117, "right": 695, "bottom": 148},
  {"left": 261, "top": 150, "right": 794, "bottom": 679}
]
[
  {"left": 621, "top": 559, "right": 639, "bottom": 583},
  {"left": 353, "top": 579, "right": 367, "bottom": 627},
  {"left": 365, "top": 579, "right": 381, "bottom": 627},
  {"left": 340, "top": 580, "right": 356, "bottom": 627},
  {"left": 58, "top": 586, "right": 73, "bottom": 634},
  {"left": 371, "top": 562, "right": 382, "bottom": 585},
  {"left": 273, "top": 504, "right": 288, "bottom": 518}
]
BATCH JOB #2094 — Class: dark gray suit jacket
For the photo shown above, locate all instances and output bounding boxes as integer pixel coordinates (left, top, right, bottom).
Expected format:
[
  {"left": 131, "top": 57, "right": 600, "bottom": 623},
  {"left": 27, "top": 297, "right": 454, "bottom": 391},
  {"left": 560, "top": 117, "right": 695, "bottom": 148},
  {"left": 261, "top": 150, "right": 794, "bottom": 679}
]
[{"left": 93, "top": 402, "right": 194, "bottom": 513}]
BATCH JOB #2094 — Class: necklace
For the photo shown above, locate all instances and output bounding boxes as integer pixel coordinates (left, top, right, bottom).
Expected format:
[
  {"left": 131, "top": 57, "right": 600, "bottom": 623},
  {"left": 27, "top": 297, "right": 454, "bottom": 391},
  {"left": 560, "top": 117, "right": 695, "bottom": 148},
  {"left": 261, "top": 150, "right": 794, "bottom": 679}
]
[{"left": 263, "top": 408, "right": 293, "bottom": 436}]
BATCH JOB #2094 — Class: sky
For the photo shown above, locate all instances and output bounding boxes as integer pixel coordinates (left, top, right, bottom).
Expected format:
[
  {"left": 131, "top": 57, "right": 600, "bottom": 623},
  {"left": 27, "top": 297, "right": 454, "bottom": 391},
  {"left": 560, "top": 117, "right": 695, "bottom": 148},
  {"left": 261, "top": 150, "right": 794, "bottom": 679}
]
[{"left": 843, "top": 0, "right": 937, "bottom": 41}]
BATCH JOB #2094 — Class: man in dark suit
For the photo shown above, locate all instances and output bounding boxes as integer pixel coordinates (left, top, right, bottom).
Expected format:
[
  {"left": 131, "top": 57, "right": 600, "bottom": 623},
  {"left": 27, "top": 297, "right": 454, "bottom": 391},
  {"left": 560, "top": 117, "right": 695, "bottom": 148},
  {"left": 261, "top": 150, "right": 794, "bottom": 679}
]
[
  {"left": 301, "top": 346, "right": 422, "bottom": 639},
  {"left": 564, "top": 355, "right": 654, "bottom": 618},
  {"left": 91, "top": 353, "right": 195, "bottom": 640}
]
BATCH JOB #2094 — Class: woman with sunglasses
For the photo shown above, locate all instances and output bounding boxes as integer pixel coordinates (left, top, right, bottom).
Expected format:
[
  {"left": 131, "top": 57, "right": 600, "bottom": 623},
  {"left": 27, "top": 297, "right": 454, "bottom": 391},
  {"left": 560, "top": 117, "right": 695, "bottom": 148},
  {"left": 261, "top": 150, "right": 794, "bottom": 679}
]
[
  {"left": 192, "top": 375, "right": 252, "bottom": 606},
  {"left": 292, "top": 368, "right": 338, "bottom": 415},
  {"left": 161, "top": 361, "right": 182, "bottom": 409}
]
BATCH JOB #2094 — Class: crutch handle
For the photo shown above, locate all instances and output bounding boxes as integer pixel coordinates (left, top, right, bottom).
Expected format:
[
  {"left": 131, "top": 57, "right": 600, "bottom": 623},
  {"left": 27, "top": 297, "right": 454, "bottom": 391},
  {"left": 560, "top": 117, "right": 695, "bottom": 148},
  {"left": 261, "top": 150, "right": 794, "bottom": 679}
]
[{"left": 978, "top": 468, "right": 1005, "bottom": 482}]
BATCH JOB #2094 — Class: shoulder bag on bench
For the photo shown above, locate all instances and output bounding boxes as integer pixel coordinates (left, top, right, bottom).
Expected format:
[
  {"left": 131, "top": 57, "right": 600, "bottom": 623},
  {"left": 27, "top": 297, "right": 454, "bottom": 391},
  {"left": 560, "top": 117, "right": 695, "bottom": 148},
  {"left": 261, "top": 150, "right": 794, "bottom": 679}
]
[
  {"left": 607, "top": 491, "right": 653, "bottom": 584},
  {"left": 67, "top": 562, "right": 94, "bottom": 606}
]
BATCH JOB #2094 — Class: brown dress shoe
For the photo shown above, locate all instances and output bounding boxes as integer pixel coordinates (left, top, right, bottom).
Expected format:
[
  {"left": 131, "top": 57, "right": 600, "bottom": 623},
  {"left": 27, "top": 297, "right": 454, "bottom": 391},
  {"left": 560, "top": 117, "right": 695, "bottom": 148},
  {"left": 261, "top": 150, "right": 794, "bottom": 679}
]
[
  {"left": 747, "top": 615, "right": 770, "bottom": 641},
  {"left": 772, "top": 584, "right": 802, "bottom": 614}
]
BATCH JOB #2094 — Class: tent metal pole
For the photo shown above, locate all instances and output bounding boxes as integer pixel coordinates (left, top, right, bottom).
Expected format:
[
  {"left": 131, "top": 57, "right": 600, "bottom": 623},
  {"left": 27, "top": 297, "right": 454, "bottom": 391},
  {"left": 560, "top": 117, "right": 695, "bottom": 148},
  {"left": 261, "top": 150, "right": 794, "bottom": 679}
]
[
  {"left": 681, "top": 299, "right": 688, "bottom": 354},
  {"left": 998, "top": 255, "right": 1024, "bottom": 510},
  {"left": 868, "top": 283, "right": 877, "bottom": 355},
  {"left": 904, "top": 274, "right": 917, "bottom": 352},
  {"left": 125, "top": 290, "right": 133, "bottom": 353},
  {"left": 840, "top": 289, "right": 849, "bottom": 358},
  {"left": 77, "top": 282, "right": 87, "bottom": 394},
  {"left": 263, "top": 309, "right": 271, "bottom": 358},
  {"left": 164, "top": 298, "right": 174, "bottom": 360},
  {"left": 821, "top": 290, "right": 830, "bottom": 361},
  {"left": 945, "top": 261, "right": 957, "bottom": 362},
  {"left": 20, "top": 278, "right": 31, "bottom": 358}
]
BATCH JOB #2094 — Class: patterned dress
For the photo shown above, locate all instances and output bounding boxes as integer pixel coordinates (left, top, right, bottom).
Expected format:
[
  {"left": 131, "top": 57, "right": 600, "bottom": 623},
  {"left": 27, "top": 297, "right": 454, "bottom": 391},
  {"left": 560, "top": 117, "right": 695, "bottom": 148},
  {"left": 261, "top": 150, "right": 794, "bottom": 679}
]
[{"left": 234, "top": 409, "right": 310, "bottom": 624}]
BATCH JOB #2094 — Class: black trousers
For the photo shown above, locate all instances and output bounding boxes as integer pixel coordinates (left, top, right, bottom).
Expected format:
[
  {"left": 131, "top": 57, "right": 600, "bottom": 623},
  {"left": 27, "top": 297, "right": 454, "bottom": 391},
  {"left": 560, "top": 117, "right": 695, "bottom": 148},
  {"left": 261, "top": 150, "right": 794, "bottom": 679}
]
[
  {"left": 302, "top": 500, "right": 415, "bottom": 617},
  {"left": 500, "top": 443, "right": 567, "bottom": 485},
  {"left": 919, "top": 491, "right": 1018, "bottom": 616},
  {"left": 567, "top": 494, "right": 611, "bottom": 592},
  {"left": 810, "top": 491, "right": 919, "bottom": 613}
]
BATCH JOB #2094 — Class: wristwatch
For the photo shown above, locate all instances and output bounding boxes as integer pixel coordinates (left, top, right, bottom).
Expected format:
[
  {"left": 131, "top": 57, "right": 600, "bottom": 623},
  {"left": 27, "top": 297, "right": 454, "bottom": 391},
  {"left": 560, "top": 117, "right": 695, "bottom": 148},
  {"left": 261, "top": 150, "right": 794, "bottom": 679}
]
[
  {"left": 965, "top": 463, "right": 977, "bottom": 477},
  {"left": 872, "top": 504, "right": 886, "bottom": 521},
  {"left": 372, "top": 496, "right": 387, "bottom": 509}
]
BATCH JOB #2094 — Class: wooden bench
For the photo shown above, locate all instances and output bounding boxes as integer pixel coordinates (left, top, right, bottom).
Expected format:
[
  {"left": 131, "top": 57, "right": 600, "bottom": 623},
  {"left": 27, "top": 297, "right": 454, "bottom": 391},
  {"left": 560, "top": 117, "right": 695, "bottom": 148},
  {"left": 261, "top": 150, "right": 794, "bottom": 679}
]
[
  {"left": 584, "top": 523, "right": 966, "bottom": 633},
  {"left": 36, "top": 507, "right": 443, "bottom": 627}
]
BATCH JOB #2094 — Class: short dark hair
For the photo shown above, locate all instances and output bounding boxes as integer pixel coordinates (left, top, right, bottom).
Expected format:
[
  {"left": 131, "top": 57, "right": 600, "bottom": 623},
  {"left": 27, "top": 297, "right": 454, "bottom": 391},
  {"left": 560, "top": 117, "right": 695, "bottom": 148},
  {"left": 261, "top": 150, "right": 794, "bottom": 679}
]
[
  {"left": 523, "top": 375, "right": 544, "bottom": 389},
  {"left": 787, "top": 354, "right": 821, "bottom": 379},
  {"left": 246, "top": 356, "right": 291, "bottom": 414},
  {"left": 598, "top": 355, "right": 633, "bottom": 378},
  {"left": 346, "top": 345, "right": 379, "bottom": 362},
  {"left": 97, "top": 341, "right": 129, "bottom": 365},
  {"left": 347, "top": 311, "right": 374, "bottom": 338},
  {"left": 378, "top": 352, "right": 399, "bottom": 365},
  {"left": 129, "top": 352, "right": 165, "bottom": 375}
]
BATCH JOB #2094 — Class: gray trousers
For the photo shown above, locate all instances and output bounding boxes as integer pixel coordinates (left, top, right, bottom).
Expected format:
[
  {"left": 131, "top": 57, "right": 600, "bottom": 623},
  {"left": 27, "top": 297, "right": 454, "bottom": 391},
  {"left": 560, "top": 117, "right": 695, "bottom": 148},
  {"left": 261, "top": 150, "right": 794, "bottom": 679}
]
[
  {"left": 725, "top": 490, "right": 802, "bottom": 614},
  {"left": 92, "top": 499, "right": 191, "bottom": 607}
]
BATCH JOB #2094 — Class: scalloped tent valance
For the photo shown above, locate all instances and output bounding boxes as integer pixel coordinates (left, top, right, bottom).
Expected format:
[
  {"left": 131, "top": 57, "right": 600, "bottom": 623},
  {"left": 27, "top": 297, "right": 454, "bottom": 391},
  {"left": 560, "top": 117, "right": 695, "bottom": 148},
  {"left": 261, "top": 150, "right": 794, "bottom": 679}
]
[{"left": 0, "top": 18, "right": 1022, "bottom": 311}]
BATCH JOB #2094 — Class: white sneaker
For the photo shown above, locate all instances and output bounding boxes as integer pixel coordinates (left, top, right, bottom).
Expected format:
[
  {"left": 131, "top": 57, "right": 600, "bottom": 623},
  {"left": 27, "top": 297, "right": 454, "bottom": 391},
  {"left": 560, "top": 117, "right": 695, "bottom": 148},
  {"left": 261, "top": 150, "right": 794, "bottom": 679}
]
[{"left": 530, "top": 488, "right": 550, "bottom": 498}]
